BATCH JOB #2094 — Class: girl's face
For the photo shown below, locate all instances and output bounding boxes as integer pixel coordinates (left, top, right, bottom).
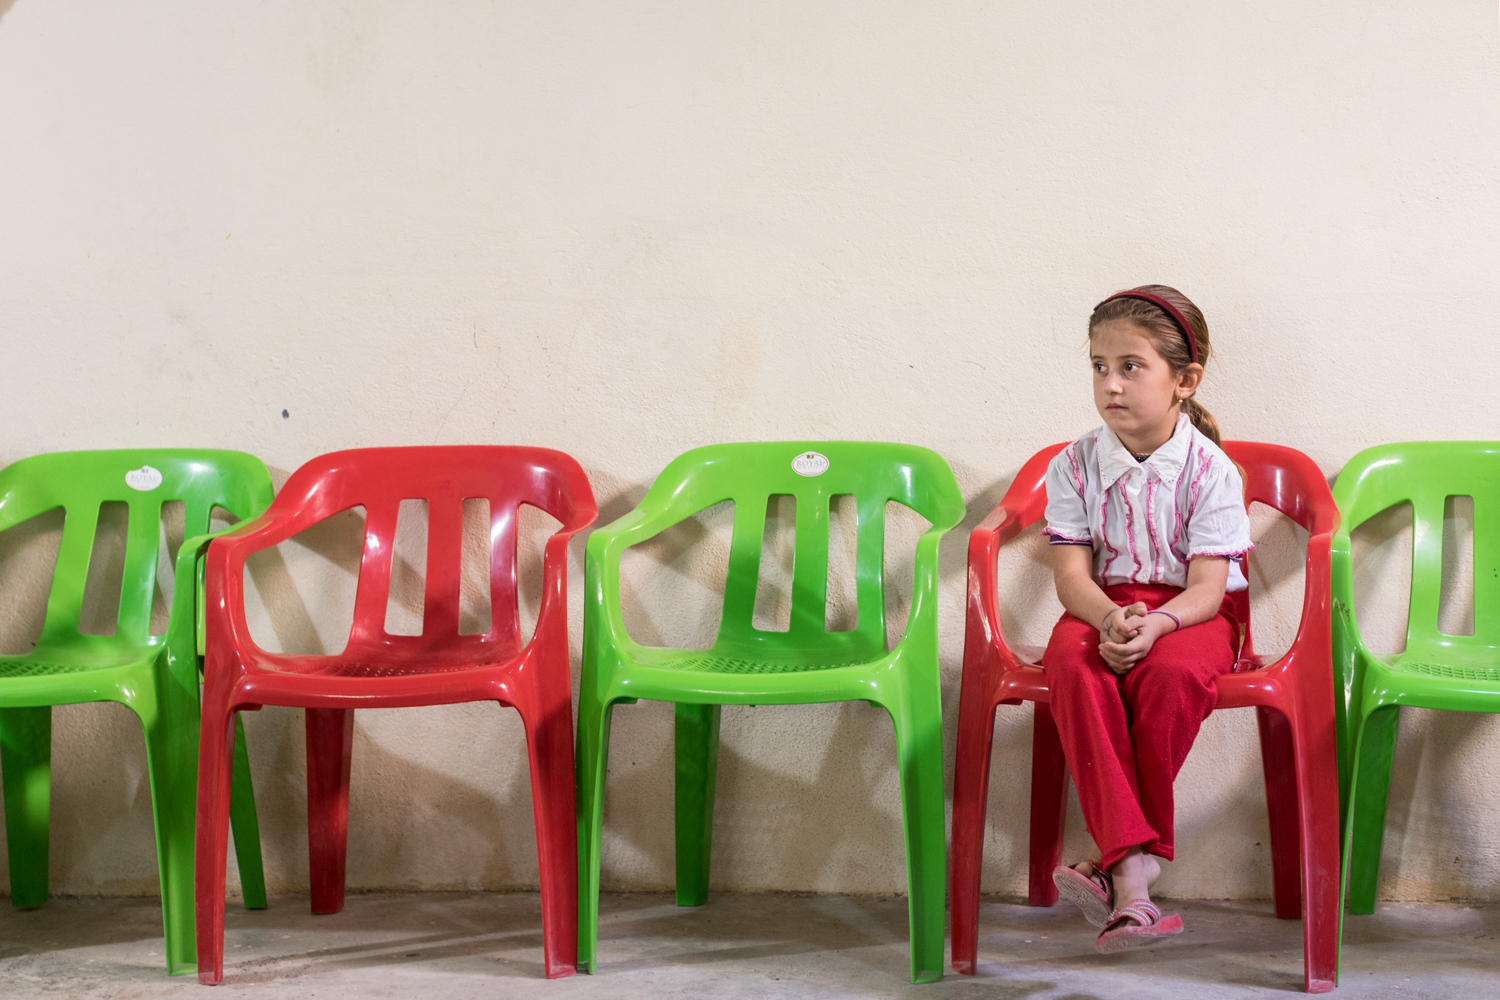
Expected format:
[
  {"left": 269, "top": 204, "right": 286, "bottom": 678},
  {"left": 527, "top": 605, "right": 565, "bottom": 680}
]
[{"left": 1090, "top": 319, "right": 1201, "bottom": 447}]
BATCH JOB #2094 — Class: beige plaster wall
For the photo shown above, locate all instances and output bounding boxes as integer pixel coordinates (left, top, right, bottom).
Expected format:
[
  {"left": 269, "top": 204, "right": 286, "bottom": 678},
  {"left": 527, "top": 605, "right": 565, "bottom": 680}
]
[{"left": 0, "top": 1, "right": 1497, "bottom": 903}]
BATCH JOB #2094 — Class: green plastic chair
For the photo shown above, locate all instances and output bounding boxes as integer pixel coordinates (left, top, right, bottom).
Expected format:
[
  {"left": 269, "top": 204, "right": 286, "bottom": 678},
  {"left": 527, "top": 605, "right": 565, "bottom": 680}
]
[
  {"left": 1331, "top": 441, "right": 1500, "bottom": 918},
  {"left": 0, "top": 449, "right": 272, "bottom": 975},
  {"left": 577, "top": 441, "right": 964, "bottom": 984}
]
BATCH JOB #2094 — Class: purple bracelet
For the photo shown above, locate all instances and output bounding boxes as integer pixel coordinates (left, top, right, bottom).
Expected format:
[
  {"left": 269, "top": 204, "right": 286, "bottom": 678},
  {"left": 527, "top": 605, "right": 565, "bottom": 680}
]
[{"left": 1147, "top": 608, "right": 1181, "bottom": 631}]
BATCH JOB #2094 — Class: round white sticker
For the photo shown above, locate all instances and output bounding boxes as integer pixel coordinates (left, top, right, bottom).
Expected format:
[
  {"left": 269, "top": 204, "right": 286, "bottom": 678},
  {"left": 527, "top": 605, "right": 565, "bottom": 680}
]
[
  {"left": 791, "top": 451, "right": 829, "bottom": 477},
  {"left": 125, "top": 466, "right": 163, "bottom": 492}
]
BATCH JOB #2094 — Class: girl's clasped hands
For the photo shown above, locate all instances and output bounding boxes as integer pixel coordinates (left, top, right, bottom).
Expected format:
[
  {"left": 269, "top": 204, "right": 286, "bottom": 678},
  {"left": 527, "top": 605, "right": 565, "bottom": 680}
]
[{"left": 1097, "top": 602, "right": 1173, "bottom": 674}]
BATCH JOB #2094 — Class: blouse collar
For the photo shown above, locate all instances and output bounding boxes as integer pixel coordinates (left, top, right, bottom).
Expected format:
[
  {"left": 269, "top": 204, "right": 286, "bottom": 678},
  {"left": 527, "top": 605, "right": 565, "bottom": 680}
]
[{"left": 1097, "top": 412, "right": 1195, "bottom": 492}]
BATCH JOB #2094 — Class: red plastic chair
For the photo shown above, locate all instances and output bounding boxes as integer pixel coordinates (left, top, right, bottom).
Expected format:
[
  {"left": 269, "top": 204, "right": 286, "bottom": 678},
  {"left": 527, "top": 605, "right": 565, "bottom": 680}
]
[
  {"left": 193, "top": 446, "right": 596, "bottom": 984},
  {"left": 949, "top": 442, "right": 1341, "bottom": 994}
]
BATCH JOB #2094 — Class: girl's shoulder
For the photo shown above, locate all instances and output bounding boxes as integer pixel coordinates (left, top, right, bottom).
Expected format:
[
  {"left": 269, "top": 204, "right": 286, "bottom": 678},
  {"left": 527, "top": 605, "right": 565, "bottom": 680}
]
[
  {"left": 1045, "top": 427, "right": 1107, "bottom": 487},
  {"left": 1180, "top": 429, "right": 1243, "bottom": 490},
  {"left": 1053, "top": 426, "right": 1106, "bottom": 464}
]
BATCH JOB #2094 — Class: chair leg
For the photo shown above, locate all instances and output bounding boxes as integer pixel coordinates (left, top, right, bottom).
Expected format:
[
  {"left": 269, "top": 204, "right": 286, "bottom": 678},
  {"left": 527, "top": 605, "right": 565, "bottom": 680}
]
[
  {"left": 1256, "top": 706, "right": 1304, "bottom": 920},
  {"left": 889, "top": 695, "right": 946, "bottom": 985},
  {"left": 228, "top": 713, "right": 268, "bottom": 910},
  {"left": 1028, "top": 703, "right": 1069, "bottom": 907},
  {"left": 195, "top": 702, "right": 237, "bottom": 984},
  {"left": 674, "top": 702, "right": 721, "bottom": 908},
  {"left": 949, "top": 693, "right": 999, "bottom": 975},
  {"left": 1290, "top": 706, "right": 1343, "bottom": 993},
  {"left": 0, "top": 706, "right": 51, "bottom": 909},
  {"left": 519, "top": 694, "right": 579, "bottom": 978},
  {"left": 138, "top": 688, "right": 198, "bottom": 976},
  {"left": 575, "top": 693, "right": 615, "bottom": 975},
  {"left": 1345, "top": 705, "right": 1399, "bottom": 915},
  {"left": 304, "top": 707, "right": 354, "bottom": 916}
]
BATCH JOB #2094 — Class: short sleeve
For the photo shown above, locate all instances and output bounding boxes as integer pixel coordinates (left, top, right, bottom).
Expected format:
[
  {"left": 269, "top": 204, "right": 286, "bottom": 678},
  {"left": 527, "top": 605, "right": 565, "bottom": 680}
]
[
  {"left": 1042, "top": 444, "right": 1092, "bottom": 546},
  {"left": 1185, "top": 458, "right": 1253, "bottom": 559}
]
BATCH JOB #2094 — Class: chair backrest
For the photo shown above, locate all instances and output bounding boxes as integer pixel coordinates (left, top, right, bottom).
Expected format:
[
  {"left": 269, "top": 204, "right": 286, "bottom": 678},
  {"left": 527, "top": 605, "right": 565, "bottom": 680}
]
[
  {"left": 1332, "top": 441, "right": 1500, "bottom": 660},
  {"left": 261, "top": 446, "right": 596, "bottom": 658},
  {"left": 638, "top": 441, "right": 964, "bottom": 664},
  {"left": 0, "top": 449, "right": 273, "bottom": 654},
  {"left": 1221, "top": 441, "right": 1339, "bottom": 663},
  {"left": 1001, "top": 440, "right": 1336, "bottom": 664}
]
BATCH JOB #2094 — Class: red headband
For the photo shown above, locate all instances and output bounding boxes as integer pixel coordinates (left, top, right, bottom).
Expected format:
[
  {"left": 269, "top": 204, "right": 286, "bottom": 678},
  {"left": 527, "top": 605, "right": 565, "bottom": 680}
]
[{"left": 1094, "top": 291, "right": 1199, "bottom": 366}]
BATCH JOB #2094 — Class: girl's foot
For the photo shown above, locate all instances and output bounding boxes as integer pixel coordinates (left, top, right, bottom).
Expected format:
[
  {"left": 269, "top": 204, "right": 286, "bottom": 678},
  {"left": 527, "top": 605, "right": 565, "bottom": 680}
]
[
  {"left": 1109, "top": 849, "right": 1161, "bottom": 907},
  {"left": 1052, "top": 861, "right": 1114, "bottom": 927},
  {"left": 1095, "top": 900, "right": 1184, "bottom": 953}
]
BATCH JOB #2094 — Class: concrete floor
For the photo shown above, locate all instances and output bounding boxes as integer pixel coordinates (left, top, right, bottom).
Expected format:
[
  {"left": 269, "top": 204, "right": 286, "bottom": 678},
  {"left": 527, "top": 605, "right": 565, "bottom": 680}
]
[{"left": 1, "top": 891, "right": 1497, "bottom": 999}]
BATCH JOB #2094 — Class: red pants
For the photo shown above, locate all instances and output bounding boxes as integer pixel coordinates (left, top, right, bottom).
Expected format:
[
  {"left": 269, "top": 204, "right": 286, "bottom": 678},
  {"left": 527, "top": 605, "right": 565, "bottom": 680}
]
[{"left": 1042, "top": 583, "right": 1238, "bottom": 870}]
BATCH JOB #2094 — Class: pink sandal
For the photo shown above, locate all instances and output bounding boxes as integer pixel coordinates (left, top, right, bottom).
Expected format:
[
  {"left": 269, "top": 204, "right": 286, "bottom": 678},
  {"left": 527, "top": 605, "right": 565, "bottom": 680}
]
[
  {"left": 1052, "top": 862, "right": 1114, "bottom": 928},
  {"left": 1094, "top": 900, "right": 1184, "bottom": 954}
]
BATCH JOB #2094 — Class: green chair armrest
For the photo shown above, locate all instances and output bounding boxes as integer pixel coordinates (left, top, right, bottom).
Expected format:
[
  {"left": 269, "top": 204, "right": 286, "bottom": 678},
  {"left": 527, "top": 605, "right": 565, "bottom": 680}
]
[
  {"left": 164, "top": 518, "right": 272, "bottom": 688},
  {"left": 584, "top": 499, "right": 731, "bottom": 651}
]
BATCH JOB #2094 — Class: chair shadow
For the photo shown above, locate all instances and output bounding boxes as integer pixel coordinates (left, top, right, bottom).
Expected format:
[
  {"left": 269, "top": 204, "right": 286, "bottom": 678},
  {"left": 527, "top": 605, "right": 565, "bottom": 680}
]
[
  {"left": 591, "top": 892, "right": 1065, "bottom": 999},
  {"left": 239, "top": 702, "right": 545, "bottom": 902},
  {"left": 0, "top": 895, "right": 173, "bottom": 960},
  {"left": 972, "top": 897, "right": 1306, "bottom": 995},
  {"left": 218, "top": 891, "right": 555, "bottom": 982},
  {"left": 596, "top": 699, "right": 909, "bottom": 886},
  {"left": 1381, "top": 709, "right": 1500, "bottom": 902},
  {"left": 1339, "top": 898, "right": 1500, "bottom": 977}
]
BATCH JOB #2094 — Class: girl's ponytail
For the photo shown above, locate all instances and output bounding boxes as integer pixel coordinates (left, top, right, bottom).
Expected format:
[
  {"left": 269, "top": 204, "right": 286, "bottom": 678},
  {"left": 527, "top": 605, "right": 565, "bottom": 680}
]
[
  {"left": 1184, "top": 396, "right": 1222, "bottom": 447},
  {"left": 1089, "top": 284, "right": 1221, "bottom": 446}
]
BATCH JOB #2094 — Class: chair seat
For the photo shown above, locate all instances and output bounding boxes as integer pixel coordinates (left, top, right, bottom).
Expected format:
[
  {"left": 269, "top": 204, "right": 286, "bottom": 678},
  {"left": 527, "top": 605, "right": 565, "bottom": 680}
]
[
  {"left": 1012, "top": 644, "right": 1045, "bottom": 664},
  {"left": 1388, "top": 656, "right": 1500, "bottom": 684},
  {"left": 1007, "top": 645, "right": 1267, "bottom": 673},
  {"left": 0, "top": 650, "right": 151, "bottom": 679},
  {"left": 253, "top": 657, "right": 507, "bottom": 679},
  {"left": 1357, "top": 653, "right": 1500, "bottom": 711},
  {"left": 641, "top": 649, "right": 870, "bottom": 676}
]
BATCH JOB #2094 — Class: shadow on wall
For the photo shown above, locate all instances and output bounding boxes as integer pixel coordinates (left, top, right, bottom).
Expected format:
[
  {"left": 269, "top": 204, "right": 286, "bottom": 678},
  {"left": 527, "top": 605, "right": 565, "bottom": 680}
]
[
  {"left": 241, "top": 702, "right": 544, "bottom": 896},
  {"left": 0, "top": 2, "right": 16, "bottom": 26},
  {"left": 596, "top": 698, "right": 913, "bottom": 893}
]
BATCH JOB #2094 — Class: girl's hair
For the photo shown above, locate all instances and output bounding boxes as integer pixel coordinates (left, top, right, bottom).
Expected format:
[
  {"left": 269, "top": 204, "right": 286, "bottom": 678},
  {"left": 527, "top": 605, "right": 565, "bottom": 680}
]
[{"left": 1088, "top": 283, "right": 1221, "bottom": 445}]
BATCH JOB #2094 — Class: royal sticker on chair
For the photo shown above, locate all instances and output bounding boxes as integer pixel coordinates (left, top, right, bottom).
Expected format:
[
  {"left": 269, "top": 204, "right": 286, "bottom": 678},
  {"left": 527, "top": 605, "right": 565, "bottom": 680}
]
[
  {"left": 125, "top": 466, "right": 163, "bottom": 491},
  {"left": 791, "top": 452, "right": 829, "bottom": 477}
]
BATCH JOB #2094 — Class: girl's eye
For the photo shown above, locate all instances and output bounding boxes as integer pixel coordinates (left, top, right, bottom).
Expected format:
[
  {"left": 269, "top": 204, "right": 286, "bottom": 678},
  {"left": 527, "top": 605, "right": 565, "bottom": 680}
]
[{"left": 1124, "top": 362, "right": 1139, "bottom": 372}]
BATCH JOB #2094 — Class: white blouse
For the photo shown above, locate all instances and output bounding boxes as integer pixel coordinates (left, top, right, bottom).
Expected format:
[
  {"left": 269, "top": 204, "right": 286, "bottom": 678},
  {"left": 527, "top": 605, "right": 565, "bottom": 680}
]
[{"left": 1042, "top": 413, "right": 1253, "bottom": 592}]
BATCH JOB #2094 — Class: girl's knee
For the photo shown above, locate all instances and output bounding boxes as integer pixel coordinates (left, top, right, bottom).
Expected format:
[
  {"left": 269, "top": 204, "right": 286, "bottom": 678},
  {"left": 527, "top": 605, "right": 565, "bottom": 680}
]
[
  {"left": 1042, "top": 629, "right": 1104, "bottom": 682},
  {"left": 1126, "top": 656, "right": 1224, "bottom": 709}
]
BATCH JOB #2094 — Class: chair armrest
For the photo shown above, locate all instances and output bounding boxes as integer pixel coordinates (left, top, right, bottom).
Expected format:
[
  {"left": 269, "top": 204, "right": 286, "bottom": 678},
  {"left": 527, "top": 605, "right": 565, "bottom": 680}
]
[
  {"left": 964, "top": 443, "right": 1068, "bottom": 671},
  {"left": 964, "top": 500, "right": 1043, "bottom": 680},
  {"left": 890, "top": 513, "right": 964, "bottom": 652},
  {"left": 163, "top": 520, "right": 270, "bottom": 691},
  {"left": 0, "top": 492, "right": 55, "bottom": 538},
  {"left": 1292, "top": 528, "right": 1335, "bottom": 660},
  {"left": 584, "top": 499, "right": 727, "bottom": 653},
  {"left": 526, "top": 508, "right": 598, "bottom": 653},
  {"left": 1250, "top": 501, "right": 1342, "bottom": 676},
  {"left": 1328, "top": 525, "right": 1363, "bottom": 659},
  {"left": 198, "top": 508, "right": 309, "bottom": 665},
  {"left": 1327, "top": 523, "right": 1370, "bottom": 791}
]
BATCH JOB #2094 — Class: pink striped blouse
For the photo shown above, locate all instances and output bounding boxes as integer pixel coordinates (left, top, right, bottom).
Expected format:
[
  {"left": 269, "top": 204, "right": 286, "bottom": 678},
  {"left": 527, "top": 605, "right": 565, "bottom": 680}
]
[{"left": 1042, "top": 413, "right": 1253, "bottom": 592}]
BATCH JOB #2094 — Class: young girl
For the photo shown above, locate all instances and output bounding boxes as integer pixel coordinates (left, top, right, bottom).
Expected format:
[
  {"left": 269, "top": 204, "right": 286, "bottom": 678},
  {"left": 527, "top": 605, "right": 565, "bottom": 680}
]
[{"left": 1040, "top": 285, "right": 1251, "bottom": 953}]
